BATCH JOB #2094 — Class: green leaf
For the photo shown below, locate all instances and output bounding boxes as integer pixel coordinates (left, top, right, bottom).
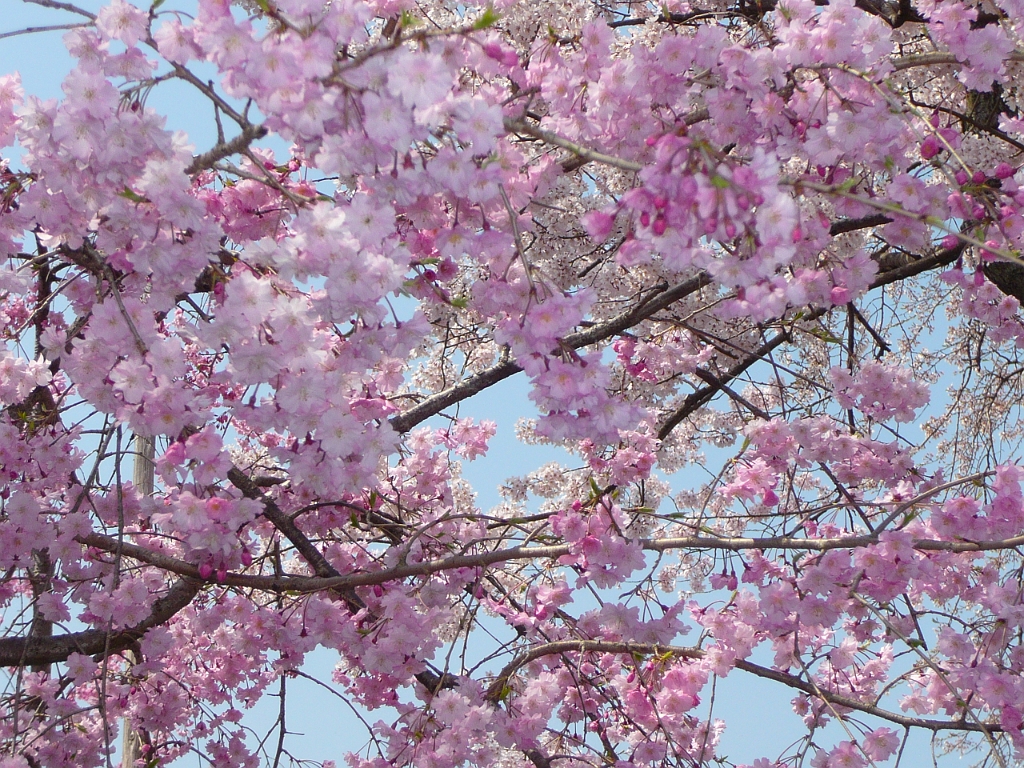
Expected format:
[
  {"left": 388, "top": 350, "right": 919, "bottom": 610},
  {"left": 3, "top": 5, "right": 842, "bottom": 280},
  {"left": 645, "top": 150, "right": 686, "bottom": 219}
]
[
  {"left": 449, "top": 296, "right": 469, "bottom": 308},
  {"left": 474, "top": 6, "right": 500, "bottom": 29},
  {"left": 710, "top": 174, "right": 730, "bottom": 189},
  {"left": 151, "top": 0, "right": 165, "bottom": 9},
  {"left": 837, "top": 175, "right": 859, "bottom": 192},
  {"left": 400, "top": 9, "right": 421, "bottom": 27},
  {"left": 118, "top": 186, "right": 150, "bottom": 204},
  {"left": 809, "top": 327, "right": 842, "bottom": 344}
]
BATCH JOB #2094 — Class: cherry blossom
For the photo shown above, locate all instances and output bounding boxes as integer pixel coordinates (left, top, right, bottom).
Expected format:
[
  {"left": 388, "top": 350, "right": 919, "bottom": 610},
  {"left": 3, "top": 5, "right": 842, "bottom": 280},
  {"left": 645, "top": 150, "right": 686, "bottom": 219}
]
[{"left": 5, "top": 0, "right": 1024, "bottom": 767}]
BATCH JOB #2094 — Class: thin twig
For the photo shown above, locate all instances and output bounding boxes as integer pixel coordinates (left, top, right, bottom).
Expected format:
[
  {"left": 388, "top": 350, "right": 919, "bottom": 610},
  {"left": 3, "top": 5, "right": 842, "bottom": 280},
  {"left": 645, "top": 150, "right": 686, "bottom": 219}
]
[
  {"left": 0, "top": 22, "right": 88, "bottom": 41},
  {"left": 21, "top": 0, "right": 95, "bottom": 19}
]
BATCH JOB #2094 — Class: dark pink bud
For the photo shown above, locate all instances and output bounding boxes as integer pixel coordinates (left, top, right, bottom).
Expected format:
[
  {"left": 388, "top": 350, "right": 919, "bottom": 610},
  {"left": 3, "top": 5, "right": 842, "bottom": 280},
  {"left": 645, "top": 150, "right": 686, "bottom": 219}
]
[
  {"left": 920, "top": 136, "right": 940, "bottom": 160},
  {"left": 241, "top": 549, "right": 253, "bottom": 567},
  {"left": 972, "top": 171, "right": 987, "bottom": 184},
  {"left": 581, "top": 210, "right": 615, "bottom": 242},
  {"left": 995, "top": 162, "right": 1016, "bottom": 180},
  {"left": 955, "top": 171, "right": 970, "bottom": 186},
  {"left": 198, "top": 562, "right": 213, "bottom": 580},
  {"left": 215, "top": 568, "right": 227, "bottom": 583},
  {"left": 830, "top": 286, "right": 852, "bottom": 305}
]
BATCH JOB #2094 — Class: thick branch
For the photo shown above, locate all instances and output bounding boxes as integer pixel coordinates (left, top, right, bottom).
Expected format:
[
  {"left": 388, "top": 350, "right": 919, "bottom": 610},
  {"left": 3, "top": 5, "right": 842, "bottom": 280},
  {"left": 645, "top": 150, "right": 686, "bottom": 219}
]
[
  {"left": 656, "top": 240, "right": 964, "bottom": 438},
  {"left": 185, "top": 125, "right": 269, "bottom": 175},
  {"left": 657, "top": 319, "right": 812, "bottom": 439},
  {"left": 227, "top": 467, "right": 365, "bottom": 611},
  {"left": 830, "top": 213, "right": 893, "bottom": 236},
  {"left": 868, "top": 242, "right": 965, "bottom": 290},
  {"left": 0, "top": 578, "right": 200, "bottom": 667},
  {"left": 390, "top": 274, "right": 713, "bottom": 433}
]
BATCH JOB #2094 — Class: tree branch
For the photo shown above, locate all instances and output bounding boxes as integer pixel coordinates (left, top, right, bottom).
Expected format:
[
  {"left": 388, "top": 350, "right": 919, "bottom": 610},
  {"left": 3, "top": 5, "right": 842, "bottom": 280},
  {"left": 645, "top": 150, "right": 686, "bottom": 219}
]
[
  {"left": 392, "top": 215, "right": 959, "bottom": 437},
  {"left": 185, "top": 124, "right": 269, "bottom": 175},
  {"left": 503, "top": 118, "right": 644, "bottom": 173},
  {"left": 389, "top": 273, "right": 713, "bottom": 434},
  {"left": 657, "top": 319, "right": 811, "bottom": 439},
  {"left": 20, "top": 0, "right": 95, "bottom": 20},
  {"left": 227, "top": 467, "right": 365, "bottom": 612},
  {"left": 0, "top": 578, "right": 200, "bottom": 667},
  {"left": 483, "top": 639, "right": 1002, "bottom": 734},
  {"left": 72, "top": 525, "right": 1024, "bottom": 598}
]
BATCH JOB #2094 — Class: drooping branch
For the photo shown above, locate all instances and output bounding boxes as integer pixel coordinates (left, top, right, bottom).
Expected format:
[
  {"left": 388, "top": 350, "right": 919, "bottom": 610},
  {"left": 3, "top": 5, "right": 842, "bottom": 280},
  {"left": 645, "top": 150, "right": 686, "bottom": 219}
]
[
  {"left": 483, "top": 639, "right": 1002, "bottom": 734},
  {"left": 74, "top": 522, "right": 1024, "bottom": 597}
]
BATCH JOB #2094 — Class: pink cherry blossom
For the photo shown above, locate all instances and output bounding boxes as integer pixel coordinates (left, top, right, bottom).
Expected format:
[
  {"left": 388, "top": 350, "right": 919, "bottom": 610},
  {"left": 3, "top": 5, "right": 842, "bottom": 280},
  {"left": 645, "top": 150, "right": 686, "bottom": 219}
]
[{"left": 2, "top": 1, "right": 1024, "bottom": 767}]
